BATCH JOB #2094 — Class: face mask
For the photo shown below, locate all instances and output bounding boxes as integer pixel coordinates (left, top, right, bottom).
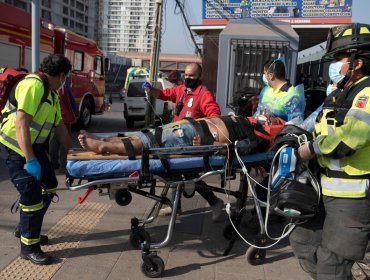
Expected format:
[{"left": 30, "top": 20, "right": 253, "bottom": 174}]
[
  {"left": 58, "top": 77, "right": 66, "bottom": 94},
  {"left": 262, "top": 74, "right": 269, "bottom": 86},
  {"left": 326, "top": 84, "right": 333, "bottom": 96},
  {"left": 329, "top": 61, "right": 345, "bottom": 84},
  {"left": 184, "top": 78, "right": 199, "bottom": 89}
]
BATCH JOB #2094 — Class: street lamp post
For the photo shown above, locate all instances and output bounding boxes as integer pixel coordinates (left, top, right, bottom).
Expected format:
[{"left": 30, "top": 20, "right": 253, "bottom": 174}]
[
  {"left": 31, "top": 0, "right": 41, "bottom": 72},
  {"left": 145, "top": 0, "right": 163, "bottom": 127}
]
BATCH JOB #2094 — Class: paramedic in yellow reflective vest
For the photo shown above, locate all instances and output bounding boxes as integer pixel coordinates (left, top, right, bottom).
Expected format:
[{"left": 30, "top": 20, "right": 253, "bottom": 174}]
[
  {"left": 254, "top": 57, "right": 305, "bottom": 124},
  {"left": 0, "top": 54, "right": 72, "bottom": 265},
  {"left": 291, "top": 23, "right": 370, "bottom": 280}
]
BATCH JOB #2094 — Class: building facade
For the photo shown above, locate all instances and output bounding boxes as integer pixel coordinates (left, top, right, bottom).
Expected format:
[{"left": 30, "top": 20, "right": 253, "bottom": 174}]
[
  {"left": 98, "top": 0, "right": 156, "bottom": 55},
  {"left": 2, "top": 0, "right": 95, "bottom": 40}
]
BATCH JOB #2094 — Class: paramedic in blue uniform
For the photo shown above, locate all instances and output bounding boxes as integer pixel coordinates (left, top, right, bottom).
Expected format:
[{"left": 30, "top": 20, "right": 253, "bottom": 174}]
[
  {"left": 292, "top": 23, "right": 370, "bottom": 280},
  {"left": 0, "top": 54, "right": 72, "bottom": 265}
]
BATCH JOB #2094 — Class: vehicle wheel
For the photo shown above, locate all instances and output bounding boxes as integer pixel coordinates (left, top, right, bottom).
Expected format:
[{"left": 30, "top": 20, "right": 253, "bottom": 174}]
[
  {"left": 125, "top": 117, "right": 135, "bottom": 129},
  {"left": 114, "top": 189, "right": 132, "bottom": 206},
  {"left": 246, "top": 246, "right": 266, "bottom": 265},
  {"left": 223, "top": 223, "right": 236, "bottom": 240},
  {"left": 78, "top": 100, "right": 92, "bottom": 129},
  {"left": 140, "top": 256, "right": 165, "bottom": 278},
  {"left": 130, "top": 228, "right": 151, "bottom": 249}
]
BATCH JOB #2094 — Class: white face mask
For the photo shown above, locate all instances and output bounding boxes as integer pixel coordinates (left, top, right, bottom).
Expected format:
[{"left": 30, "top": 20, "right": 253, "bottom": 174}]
[
  {"left": 58, "top": 77, "right": 66, "bottom": 94},
  {"left": 329, "top": 61, "right": 348, "bottom": 84},
  {"left": 262, "top": 74, "right": 269, "bottom": 86}
]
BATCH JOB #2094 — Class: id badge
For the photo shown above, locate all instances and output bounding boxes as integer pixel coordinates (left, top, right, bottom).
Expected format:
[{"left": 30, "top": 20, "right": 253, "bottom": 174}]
[{"left": 185, "top": 111, "right": 192, "bottom": 118}]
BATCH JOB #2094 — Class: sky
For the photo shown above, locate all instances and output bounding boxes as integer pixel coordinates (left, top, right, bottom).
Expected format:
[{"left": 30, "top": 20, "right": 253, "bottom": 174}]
[{"left": 161, "top": 0, "right": 370, "bottom": 55}]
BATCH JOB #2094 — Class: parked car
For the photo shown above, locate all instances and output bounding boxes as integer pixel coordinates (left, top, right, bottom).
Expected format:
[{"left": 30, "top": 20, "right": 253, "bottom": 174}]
[{"left": 123, "top": 77, "right": 174, "bottom": 128}]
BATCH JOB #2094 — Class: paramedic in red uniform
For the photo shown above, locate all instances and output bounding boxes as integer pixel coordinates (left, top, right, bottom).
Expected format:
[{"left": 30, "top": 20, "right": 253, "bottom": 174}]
[{"left": 142, "top": 62, "right": 223, "bottom": 221}]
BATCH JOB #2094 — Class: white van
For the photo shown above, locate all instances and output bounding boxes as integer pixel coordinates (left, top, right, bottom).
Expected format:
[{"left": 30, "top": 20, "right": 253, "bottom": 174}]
[{"left": 123, "top": 77, "right": 174, "bottom": 128}]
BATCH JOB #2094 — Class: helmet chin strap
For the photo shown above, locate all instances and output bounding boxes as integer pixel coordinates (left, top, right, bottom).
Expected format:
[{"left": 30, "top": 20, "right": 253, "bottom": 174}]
[{"left": 337, "top": 52, "right": 356, "bottom": 90}]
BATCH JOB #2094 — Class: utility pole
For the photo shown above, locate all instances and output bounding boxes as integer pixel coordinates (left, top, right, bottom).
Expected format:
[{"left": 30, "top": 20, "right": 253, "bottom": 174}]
[
  {"left": 145, "top": 0, "right": 163, "bottom": 127},
  {"left": 31, "top": 0, "right": 41, "bottom": 72}
]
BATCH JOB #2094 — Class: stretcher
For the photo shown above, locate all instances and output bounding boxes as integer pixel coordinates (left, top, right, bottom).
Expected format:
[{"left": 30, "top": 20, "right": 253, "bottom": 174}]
[{"left": 66, "top": 144, "right": 275, "bottom": 277}]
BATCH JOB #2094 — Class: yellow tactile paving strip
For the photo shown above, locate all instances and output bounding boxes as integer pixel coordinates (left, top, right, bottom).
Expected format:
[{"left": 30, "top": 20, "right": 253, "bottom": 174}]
[{"left": 0, "top": 202, "right": 111, "bottom": 280}]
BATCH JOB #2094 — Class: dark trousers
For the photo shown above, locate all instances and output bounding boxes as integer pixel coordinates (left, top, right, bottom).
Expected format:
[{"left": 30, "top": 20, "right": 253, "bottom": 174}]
[
  {"left": 171, "top": 180, "right": 219, "bottom": 209},
  {"left": 49, "top": 124, "right": 71, "bottom": 169},
  {"left": 289, "top": 194, "right": 370, "bottom": 280},
  {"left": 3, "top": 143, "right": 58, "bottom": 253}
]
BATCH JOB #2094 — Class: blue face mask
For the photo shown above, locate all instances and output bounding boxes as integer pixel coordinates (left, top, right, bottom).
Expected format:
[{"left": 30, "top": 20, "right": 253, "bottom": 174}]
[
  {"left": 329, "top": 61, "right": 345, "bottom": 84},
  {"left": 262, "top": 74, "right": 269, "bottom": 86}
]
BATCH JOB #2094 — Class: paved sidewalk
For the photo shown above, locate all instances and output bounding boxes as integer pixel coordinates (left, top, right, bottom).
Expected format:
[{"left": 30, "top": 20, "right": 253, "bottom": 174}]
[{"left": 0, "top": 157, "right": 311, "bottom": 280}]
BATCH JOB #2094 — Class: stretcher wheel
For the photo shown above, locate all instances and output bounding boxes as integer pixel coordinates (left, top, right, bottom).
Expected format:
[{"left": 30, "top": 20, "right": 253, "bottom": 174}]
[
  {"left": 140, "top": 256, "right": 165, "bottom": 278},
  {"left": 130, "top": 228, "right": 151, "bottom": 249},
  {"left": 223, "top": 223, "right": 236, "bottom": 240},
  {"left": 115, "top": 189, "right": 132, "bottom": 206},
  {"left": 246, "top": 246, "right": 266, "bottom": 265}
]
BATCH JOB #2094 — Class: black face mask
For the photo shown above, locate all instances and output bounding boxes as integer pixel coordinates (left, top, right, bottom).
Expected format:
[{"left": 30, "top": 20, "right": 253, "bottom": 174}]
[{"left": 184, "top": 78, "right": 199, "bottom": 89}]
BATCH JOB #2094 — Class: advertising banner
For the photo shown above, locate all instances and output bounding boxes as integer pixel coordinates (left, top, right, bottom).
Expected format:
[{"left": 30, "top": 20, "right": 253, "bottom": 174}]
[{"left": 202, "top": 0, "right": 352, "bottom": 24}]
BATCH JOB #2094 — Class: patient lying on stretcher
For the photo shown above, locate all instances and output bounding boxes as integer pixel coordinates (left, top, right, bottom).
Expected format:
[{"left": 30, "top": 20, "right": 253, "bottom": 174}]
[{"left": 78, "top": 115, "right": 270, "bottom": 157}]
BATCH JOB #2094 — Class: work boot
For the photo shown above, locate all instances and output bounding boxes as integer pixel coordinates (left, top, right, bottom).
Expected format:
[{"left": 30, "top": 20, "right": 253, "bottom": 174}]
[
  {"left": 211, "top": 198, "right": 223, "bottom": 222},
  {"left": 14, "top": 229, "right": 49, "bottom": 246},
  {"left": 20, "top": 249, "right": 53, "bottom": 265}
]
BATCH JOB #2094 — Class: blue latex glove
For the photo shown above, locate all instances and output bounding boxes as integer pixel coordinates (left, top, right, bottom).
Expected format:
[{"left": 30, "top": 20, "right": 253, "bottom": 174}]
[
  {"left": 142, "top": 82, "right": 152, "bottom": 92},
  {"left": 25, "top": 157, "right": 41, "bottom": 181}
]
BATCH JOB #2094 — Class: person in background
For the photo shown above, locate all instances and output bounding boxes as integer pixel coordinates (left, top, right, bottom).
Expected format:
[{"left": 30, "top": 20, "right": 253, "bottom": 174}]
[
  {"left": 250, "top": 57, "right": 306, "bottom": 224},
  {"left": 49, "top": 79, "right": 78, "bottom": 174},
  {"left": 0, "top": 54, "right": 72, "bottom": 265},
  {"left": 293, "top": 23, "right": 370, "bottom": 279},
  {"left": 254, "top": 58, "right": 305, "bottom": 125},
  {"left": 142, "top": 63, "right": 223, "bottom": 221}
]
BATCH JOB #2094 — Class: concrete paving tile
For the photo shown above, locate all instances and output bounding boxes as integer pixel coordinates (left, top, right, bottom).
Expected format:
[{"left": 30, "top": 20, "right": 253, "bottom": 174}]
[
  {"left": 216, "top": 272, "right": 265, "bottom": 280},
  {"left": 51, "top": 262, "right": 113, "bottom": 280}
]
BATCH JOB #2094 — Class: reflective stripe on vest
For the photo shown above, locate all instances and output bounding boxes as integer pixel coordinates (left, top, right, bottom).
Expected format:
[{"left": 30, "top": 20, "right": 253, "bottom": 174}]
[
  {"left": 42, "top": 187, "right": 57, "bottom": 194},
  {"left": 21, "top": 236, "right": 41, "bottom": 246},
  {"left": 321, "top": 175, "right": 369, "bottom": 198},
  {"left": 19, "top": 201, "right": 43, "bottom": 212}
]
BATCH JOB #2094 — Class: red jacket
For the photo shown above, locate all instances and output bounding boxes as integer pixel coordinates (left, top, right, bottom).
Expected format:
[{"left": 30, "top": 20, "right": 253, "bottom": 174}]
[{"left": 159, "top": 82, "right": 220, "bottom": 121}]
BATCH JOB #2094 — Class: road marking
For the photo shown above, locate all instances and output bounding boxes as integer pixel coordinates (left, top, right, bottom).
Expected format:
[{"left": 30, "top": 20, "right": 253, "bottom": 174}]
[{"left": 0, "top": 202, "right": 111, "bottom": 280}]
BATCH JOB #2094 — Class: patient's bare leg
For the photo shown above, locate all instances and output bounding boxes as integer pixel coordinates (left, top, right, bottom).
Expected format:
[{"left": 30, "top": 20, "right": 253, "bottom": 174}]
[{"left": 79, "top": 134, "right": 144, "bottom": 156}]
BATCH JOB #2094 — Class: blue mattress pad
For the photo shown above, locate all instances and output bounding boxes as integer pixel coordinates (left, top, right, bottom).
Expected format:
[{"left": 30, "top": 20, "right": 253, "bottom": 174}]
[{"left": 67, "top": 152, "right": 274, "bottom": 178}]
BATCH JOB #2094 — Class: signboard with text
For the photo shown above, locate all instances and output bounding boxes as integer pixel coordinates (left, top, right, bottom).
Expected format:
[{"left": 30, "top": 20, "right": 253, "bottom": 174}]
[{"left": 202, "top": 0, "right": 352, "bottom": 25}]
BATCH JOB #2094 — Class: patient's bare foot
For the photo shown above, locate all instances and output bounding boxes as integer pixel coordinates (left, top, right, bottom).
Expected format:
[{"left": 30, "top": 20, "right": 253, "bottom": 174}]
[
  {"left": 79, "top": 130, "right": 99, "bottom": 140},
  {"left": 78, "top": 134, "right": 103, "bottom": 154}
]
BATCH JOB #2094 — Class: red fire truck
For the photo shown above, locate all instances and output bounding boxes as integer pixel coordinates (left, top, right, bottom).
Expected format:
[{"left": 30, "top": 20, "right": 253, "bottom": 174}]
[{"left": 0, "top": 2, "right": 109, "bottom": 128}]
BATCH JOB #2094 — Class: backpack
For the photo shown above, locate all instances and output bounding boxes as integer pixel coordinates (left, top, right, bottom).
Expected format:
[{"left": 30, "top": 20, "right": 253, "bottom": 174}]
[{"left": 0, "top": 67, "right": 49, "bottom": 121}]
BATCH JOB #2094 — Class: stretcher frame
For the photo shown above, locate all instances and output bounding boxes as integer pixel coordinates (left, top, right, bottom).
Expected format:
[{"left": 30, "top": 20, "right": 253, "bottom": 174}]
[{"left": 66, "top": 144, "right": 273, "bottom": 277}]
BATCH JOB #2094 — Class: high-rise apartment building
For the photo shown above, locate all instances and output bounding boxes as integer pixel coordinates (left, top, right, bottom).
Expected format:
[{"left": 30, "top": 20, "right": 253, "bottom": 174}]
[
  {"left": 2, "top": 0, "right": 95, "bottom": 39},
  {"left": 97, "top": 0, "right": 156, "bottom": 55}
]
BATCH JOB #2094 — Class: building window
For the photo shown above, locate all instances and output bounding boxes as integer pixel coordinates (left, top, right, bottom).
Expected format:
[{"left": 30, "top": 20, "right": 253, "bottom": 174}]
[
  {"left": 70, "top": 9, "right": 74, "bottom": 17},
  {"left": 41, "top": 9, "right": 51, "bottom": 21},
  {"left": 70, "top": 20, "right": 74, "bottom": 28},
  {"left": 63, "top": 0, "right": 68, "bottom": 4},
  {"left": 63, "top": 6, "right": 68, "bottom": 15},
  {"left": 13, "top": 0, "right": 27, "bottom": 11},
  {"left": 42, "top": 0, "right": 51, "bottom": 8},
  {"left": 63, "top": 17, "right": 68, "bottom": 26},
  {"left": 70, "top": 0, "right": 75, "bottom": 7},
  {"left": 85, "top": 16, "right": 88, "bottom": 23},
  {"left": 76, "top": 1, "right": 84, "bottom": 11},
  {"left": 85, "top": 26, "right": 88, "bottom": 33}
]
